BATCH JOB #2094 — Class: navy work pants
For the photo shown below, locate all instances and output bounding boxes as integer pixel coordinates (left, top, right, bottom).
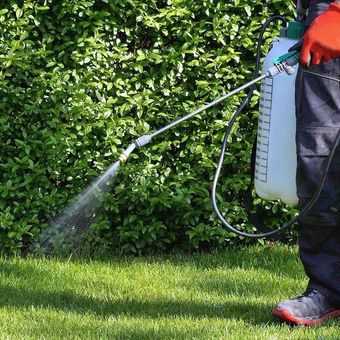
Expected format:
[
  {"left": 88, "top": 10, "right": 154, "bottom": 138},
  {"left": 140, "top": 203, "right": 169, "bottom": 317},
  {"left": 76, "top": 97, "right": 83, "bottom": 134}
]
[{"left": 296, "top": 0, "right": 340, "bottom": 306}]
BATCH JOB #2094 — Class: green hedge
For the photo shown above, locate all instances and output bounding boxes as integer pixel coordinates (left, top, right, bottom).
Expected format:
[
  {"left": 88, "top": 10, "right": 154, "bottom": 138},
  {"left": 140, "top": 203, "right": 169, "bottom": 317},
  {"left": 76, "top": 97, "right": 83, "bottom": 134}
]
[{"left": 0, "top": 0, "right": 297, "bottom": 255}]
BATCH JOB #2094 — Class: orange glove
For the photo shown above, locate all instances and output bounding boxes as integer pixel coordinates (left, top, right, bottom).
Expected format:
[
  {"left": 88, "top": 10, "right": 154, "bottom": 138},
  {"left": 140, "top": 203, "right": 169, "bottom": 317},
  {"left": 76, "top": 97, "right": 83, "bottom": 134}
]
[{"left": 301, "top": 3, "right": 340, "bottom": 66}]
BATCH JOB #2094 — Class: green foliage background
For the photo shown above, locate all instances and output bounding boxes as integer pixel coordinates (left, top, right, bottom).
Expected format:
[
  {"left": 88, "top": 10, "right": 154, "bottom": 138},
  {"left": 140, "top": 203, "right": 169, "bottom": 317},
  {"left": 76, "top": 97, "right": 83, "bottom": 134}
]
[{"left": 0, "top": 0, "right": 297, "bottom": 254}]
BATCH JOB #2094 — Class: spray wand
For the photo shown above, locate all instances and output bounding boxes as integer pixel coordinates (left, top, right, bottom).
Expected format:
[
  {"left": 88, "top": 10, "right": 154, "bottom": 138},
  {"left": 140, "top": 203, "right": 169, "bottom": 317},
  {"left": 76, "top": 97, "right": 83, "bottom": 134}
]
[
  {"left": 118, "top": 51, "right": 299, "bottom": 164},
  {"left": 115, "top": 50, "right": 308, "bottom": 239}
]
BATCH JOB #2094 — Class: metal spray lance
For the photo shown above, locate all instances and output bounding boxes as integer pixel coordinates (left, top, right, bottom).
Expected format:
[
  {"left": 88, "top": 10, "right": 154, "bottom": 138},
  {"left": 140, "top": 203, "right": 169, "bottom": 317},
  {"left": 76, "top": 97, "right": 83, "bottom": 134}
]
[{"left": 118, "top": 52, "right": 300, "bottom": 163}]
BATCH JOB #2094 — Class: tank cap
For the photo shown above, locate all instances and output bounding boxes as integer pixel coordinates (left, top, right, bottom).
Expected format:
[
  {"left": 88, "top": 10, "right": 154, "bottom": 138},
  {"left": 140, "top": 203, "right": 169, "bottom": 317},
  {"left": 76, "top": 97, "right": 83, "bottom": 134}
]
[{"left": 286, "top": 20, "right": 304, "bottom": 40}]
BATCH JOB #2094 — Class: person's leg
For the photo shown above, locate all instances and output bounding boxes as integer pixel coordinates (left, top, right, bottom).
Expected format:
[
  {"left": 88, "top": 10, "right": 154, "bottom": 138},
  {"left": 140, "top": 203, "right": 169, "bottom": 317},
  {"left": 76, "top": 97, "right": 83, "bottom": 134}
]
[
  {"left": 273, "top": 55, "right": 340, "bottom": 326},
  {"left": 299, "top": 224, "right": 340, "bottom": 307},
  {"left": 272, "top": 224, "right": 340, "bottom": 326}
]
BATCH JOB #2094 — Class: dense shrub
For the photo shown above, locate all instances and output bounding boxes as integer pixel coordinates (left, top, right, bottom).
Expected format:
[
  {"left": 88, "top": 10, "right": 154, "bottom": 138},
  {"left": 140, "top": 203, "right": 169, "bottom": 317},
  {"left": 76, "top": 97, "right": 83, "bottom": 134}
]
[{"left": 0, "top": 0, "right": 297, "bottom": 254}]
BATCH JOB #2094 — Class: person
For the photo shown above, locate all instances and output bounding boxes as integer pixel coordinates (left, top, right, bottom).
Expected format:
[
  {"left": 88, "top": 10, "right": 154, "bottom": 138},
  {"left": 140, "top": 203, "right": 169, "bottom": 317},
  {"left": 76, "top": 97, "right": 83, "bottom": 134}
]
[{"left": 272, "top": 0, "right": 340, "bottom": 325}]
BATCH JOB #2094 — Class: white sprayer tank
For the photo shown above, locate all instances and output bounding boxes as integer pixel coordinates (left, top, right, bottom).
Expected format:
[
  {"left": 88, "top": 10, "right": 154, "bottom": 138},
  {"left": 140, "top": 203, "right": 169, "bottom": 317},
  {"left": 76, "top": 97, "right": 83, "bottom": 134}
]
[{"left": 254, "top": 21, "right": 304, "bottom": 206}]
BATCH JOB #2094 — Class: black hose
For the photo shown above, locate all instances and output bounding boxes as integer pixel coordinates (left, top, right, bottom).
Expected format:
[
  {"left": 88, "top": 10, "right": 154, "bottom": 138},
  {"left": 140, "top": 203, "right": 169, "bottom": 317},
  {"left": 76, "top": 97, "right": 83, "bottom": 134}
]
[{"left": 211, "top": 16, "right": 340, "bottom": 238}]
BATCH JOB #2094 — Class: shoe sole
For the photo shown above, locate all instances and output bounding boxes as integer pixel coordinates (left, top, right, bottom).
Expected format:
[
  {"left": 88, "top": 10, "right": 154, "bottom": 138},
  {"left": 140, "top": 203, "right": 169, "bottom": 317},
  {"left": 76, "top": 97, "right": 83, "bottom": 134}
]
[{"left": 273, "top": 307, "right": 340, "bottom": 326}]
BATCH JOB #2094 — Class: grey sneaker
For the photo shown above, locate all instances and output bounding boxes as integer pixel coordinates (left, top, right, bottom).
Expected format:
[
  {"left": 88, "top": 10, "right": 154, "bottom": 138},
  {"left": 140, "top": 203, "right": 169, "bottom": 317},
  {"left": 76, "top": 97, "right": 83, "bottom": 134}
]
[{"left": 273, "top": 289, "right": 340, "bottom": 326}]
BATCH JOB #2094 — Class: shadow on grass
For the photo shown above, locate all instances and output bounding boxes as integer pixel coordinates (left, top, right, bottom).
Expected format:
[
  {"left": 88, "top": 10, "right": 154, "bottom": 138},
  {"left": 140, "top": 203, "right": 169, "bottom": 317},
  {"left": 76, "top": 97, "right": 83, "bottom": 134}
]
[
  {"left": 1, "top": 247, "right": 304, "bottom": 300},
  {"left": 0, "top": 282, "right": 274, "bottom": 325},
  {"left": 0, "top": 257, "right": 285, "bottom": 328}
]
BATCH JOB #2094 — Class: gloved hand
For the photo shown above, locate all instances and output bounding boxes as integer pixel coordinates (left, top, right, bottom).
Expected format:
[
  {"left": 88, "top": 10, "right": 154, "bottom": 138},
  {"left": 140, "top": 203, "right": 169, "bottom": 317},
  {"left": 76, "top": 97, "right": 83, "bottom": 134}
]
[{"left": 301, "top": 3, "right": 340, "bottom": 66}]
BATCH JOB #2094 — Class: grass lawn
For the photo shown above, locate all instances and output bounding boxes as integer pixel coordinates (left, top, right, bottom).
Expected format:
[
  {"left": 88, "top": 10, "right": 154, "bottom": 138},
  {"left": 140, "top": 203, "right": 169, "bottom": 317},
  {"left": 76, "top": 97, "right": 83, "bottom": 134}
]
[{"left": 0, "top": 245, "right": 339, "bottom": 339}]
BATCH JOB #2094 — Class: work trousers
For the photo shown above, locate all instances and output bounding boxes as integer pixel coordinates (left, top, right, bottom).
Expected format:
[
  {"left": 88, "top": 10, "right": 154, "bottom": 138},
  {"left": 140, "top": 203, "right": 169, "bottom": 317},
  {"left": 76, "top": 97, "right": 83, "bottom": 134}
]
[{"left": 296, "top": 0, "right": 340, "bottom": 306}]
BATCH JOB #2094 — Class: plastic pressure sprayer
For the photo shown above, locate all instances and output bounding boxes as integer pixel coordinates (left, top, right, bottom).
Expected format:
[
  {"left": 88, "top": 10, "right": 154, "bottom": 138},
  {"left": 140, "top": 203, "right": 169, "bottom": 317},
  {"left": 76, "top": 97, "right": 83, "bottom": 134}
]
[{"left": 116, "top": 17, "right": 340, "bottom": 239}]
